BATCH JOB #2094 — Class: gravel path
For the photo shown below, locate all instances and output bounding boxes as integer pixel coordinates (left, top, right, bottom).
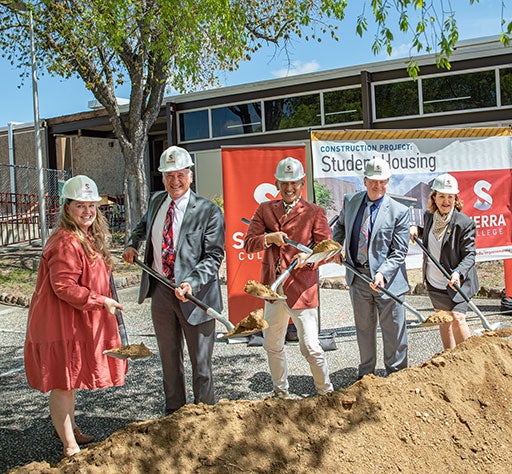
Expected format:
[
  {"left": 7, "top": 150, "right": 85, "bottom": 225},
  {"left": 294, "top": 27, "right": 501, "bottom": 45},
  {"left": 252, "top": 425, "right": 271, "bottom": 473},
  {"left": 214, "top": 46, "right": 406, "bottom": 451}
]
[{"left": 0, "top": 285, "right": 508, "bottom": 472}]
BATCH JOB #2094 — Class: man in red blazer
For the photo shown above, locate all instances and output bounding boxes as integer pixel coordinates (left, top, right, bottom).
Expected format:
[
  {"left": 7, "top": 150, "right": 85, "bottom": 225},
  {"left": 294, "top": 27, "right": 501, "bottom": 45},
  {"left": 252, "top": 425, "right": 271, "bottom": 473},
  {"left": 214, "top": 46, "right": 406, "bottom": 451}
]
[{"left": 244, "top": 157, "right": 333, "bottom": 398}]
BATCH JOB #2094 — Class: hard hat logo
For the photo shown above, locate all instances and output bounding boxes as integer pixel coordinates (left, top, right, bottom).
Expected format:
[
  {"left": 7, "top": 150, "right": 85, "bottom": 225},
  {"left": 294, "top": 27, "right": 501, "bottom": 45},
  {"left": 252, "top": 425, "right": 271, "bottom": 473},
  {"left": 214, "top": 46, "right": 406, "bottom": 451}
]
[{"left": 158, "top": 146, "right": 193, "bottom": 172}]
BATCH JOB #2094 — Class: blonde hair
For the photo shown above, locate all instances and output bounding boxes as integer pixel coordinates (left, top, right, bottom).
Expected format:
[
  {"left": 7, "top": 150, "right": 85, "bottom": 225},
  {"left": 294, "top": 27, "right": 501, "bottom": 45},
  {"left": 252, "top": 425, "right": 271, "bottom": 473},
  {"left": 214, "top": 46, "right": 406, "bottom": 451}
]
[
  {"left": 428, "top": 191, "right": 463, "bottom": 214},
  {"left": 57, "top": 200, "right": 114, "bottom": 269}
]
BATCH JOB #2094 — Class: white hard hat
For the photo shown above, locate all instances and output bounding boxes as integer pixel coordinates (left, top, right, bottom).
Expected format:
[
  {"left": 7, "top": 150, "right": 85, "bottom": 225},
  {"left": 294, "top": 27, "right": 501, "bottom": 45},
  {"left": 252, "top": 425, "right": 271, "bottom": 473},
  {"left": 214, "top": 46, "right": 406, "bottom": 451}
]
[
  {"left": 158, "top": 146, "right": 193, "bottom": 172},
  {"left": 364, "top": 158, "right": 391, "bottom": 180},
  {"left": 274, "top": 157, "right": 305, "bottom": 182},
  {"left": 61, "top": 175, "right": 101, "bottom": 202},
  {"left": 431, "top": 173, "right": 459, "bottom": 194}
]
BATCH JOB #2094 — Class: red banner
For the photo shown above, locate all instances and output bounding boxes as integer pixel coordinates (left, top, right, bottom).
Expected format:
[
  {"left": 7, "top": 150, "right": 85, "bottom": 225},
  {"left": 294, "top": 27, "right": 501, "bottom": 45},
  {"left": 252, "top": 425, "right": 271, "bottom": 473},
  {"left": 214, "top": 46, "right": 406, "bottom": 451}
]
[
  {"left": 454, "top": 170, "right": 512, "bottom": 250},
  {"left": 222, "top": 146, "right": 306, "bottom": 324}
]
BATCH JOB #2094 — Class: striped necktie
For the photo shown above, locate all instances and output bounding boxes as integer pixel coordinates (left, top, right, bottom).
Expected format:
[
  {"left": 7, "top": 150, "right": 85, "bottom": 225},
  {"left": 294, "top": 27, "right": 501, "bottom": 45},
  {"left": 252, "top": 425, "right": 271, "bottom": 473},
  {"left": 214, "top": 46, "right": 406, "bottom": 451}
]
[{"left": 162, "top": 201, "right": 175, "bottom": 279}]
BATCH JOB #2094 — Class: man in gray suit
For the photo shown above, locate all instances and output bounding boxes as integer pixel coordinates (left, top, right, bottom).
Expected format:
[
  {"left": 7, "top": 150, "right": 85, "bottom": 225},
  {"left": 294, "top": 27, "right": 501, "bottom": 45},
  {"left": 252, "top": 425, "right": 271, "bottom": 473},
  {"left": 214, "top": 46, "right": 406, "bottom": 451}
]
[
  {"left": 123, "top": 146, "right": 225, "bottom": 415},
  {"left": 333, "top": 157, "right": 409, "bottom": 379}
]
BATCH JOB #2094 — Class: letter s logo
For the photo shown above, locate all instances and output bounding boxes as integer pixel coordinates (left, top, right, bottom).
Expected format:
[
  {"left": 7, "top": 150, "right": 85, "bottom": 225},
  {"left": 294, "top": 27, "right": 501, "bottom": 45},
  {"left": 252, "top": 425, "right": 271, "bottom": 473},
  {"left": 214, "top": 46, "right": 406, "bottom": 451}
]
[
  {"left": 254, "top": 183, "right": 279, "bottom": 204},
  {"left": 474, "top": 180, "right": 492, "bottom": 211}
]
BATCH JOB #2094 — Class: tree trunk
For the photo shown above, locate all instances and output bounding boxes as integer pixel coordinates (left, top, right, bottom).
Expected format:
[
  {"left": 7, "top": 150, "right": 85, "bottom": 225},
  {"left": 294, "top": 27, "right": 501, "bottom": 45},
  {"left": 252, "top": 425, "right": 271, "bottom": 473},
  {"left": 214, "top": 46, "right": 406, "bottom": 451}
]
[{"left": 122, "top": 143, "right": 150, "bottom": 237}]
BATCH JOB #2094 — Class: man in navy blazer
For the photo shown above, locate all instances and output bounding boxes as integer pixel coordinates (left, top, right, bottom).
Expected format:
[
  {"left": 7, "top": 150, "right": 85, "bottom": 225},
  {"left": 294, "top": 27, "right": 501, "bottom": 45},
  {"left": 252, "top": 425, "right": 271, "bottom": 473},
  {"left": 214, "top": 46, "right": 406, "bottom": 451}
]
[
  {"left": 333, "top": 158, "right": 409, "bottom": 379},
  {"left": 123, "top": 146, "right": 225, "bottom": 415}
]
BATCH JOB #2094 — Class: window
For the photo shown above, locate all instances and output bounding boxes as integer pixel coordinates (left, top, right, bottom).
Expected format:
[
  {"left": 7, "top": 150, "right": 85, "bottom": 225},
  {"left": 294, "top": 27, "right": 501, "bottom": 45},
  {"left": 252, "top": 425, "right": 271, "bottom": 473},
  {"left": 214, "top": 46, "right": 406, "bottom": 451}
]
[
  {"left": 374, "top": 80, "right": 419, "bottom": 119},
  {"left": 211, "top": 103, "right": 262, "bottom": 137},
  {"left": 500, "top": 67, "right": 512, "bottom": 106},
  {"left": 264, "top": 94, "right": 321, "bottom": 131},
  {"left": 422, "top": 70, "right": 496, "bottom": 113},
  {"left": 179, "top": 110, "right": 209, "bottom": 142},
  {"left": 323, "top": 88, "right": 362, "bottom": 124}
]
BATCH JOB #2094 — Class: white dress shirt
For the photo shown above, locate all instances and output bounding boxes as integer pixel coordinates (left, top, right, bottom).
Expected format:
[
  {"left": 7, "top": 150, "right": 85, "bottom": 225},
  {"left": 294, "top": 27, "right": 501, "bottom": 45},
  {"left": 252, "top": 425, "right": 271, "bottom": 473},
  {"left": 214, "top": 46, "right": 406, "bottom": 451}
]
[{"left": 151, "top": 189, "right": 191, "bottom": 275}]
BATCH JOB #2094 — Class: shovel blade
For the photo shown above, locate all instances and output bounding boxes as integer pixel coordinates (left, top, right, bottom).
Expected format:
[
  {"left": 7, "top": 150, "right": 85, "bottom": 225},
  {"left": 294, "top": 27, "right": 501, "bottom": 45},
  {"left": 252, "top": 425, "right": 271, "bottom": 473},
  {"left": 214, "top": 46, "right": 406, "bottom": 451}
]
[
  {"left": 103, "top": 343, "right": 153, "bottom": 360},
  {"left": 219, "top": 326, "right": 267, "bottom": 340},
  {"left": 103, "top": 349, "right": 130, "bottom": 360},
  {"left": 305, "top": 248, "right": 343, "bottom": 264}
]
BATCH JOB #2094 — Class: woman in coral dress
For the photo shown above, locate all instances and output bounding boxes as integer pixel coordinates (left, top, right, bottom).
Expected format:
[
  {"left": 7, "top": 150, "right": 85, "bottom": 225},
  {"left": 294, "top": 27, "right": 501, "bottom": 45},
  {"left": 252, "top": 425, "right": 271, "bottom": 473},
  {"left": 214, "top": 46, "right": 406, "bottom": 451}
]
[{"left": 24, "top": 175, "right": 127, "bottom": 458}]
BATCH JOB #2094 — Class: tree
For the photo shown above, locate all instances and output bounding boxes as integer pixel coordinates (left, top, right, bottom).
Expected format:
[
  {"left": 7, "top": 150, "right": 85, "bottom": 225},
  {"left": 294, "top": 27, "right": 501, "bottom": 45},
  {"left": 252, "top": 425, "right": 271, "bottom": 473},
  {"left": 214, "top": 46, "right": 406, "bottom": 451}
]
[
  {"left": 1, "top": 1, "right": 509, "bottom": 232},
  {"left": 313, "top": 180, "right": 335, "bottom": 210}
]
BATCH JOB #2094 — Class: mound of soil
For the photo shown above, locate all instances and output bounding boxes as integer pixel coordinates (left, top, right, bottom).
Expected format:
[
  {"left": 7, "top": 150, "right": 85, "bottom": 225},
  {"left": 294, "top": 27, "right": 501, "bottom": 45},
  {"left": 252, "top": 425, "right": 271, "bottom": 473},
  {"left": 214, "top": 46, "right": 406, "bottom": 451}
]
[{"left": 10, "top": 335, "right": 512, "bottom": 474}]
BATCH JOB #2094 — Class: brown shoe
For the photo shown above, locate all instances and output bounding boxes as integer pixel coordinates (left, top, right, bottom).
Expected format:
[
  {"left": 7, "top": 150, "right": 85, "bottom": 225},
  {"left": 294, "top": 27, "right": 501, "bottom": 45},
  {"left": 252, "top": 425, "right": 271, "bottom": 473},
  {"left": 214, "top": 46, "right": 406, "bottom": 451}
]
[{"left": 54, "top": 427, "right": 94, "bottom": 445}]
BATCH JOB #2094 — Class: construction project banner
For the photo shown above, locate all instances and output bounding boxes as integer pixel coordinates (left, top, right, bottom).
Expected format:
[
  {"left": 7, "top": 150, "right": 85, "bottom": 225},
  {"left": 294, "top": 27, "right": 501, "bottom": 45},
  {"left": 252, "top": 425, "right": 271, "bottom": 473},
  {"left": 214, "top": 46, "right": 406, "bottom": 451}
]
[
  {"left": 310, "top": 128, "right": 512, "bottom": 263},
  {"left": 222, "top": 146, "right": 307, "bottom": 324}
]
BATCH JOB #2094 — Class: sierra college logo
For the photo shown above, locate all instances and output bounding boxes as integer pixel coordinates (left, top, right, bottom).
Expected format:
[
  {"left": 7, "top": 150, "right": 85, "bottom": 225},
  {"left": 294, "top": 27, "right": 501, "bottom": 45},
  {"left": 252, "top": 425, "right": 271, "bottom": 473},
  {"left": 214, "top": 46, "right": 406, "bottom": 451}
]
[
  {"left": 253, "top": 182, "right": 279, "bottom": 204},
  {"left": 471, "top": 179, "right": 506, "bottom": 239},
  {"left": 473, "top": 180, "right": 492, "bottom": 211}
]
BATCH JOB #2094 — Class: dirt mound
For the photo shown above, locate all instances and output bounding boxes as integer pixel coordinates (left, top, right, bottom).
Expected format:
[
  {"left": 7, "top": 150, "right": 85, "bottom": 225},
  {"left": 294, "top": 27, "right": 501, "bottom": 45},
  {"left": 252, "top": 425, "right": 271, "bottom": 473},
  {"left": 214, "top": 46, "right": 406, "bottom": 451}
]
[{"left": 10, "top": 335, "right": 512, "bottom": 474}]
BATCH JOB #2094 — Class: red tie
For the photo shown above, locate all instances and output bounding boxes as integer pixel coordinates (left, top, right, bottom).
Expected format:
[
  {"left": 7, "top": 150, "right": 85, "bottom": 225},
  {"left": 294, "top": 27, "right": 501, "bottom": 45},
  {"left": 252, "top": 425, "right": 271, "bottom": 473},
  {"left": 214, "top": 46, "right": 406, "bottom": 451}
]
[{"left": 162, "top": 201, "right": 175, "bottom": 279}]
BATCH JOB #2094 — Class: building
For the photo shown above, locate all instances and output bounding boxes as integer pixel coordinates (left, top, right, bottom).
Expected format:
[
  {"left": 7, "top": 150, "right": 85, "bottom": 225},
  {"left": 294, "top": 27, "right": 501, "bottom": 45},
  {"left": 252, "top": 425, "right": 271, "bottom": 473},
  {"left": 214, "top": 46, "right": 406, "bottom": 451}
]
[{"left": 1, "top": 35, "right": 512, "bottom": 200}]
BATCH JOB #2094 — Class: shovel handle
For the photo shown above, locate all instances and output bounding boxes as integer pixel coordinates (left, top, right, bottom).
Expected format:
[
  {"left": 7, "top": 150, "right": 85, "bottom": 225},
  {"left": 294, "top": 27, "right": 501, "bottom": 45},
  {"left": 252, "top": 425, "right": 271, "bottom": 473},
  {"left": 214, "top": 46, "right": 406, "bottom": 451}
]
[
  {"left": 133, "top": 258, "right": 234, "bottom": 331},
  {"left": 109, "top": 273, "right": 129, "bottom": 346},
  {"left": 342, "top": 260, "right": 426, "bottom": 323},
  {"left": 241, "top": 218, "right": 312, "bottom": 254},
  {"left": 413, "top": 236, "right": 495, "bottom": 330}
]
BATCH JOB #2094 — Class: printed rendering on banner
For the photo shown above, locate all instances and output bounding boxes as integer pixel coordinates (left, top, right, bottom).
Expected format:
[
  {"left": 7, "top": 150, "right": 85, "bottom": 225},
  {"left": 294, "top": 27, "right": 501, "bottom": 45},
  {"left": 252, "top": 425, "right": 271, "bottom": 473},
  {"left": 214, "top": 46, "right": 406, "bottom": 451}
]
[{"left": 311, "top": 129, "right": 512, "bottom": 263}]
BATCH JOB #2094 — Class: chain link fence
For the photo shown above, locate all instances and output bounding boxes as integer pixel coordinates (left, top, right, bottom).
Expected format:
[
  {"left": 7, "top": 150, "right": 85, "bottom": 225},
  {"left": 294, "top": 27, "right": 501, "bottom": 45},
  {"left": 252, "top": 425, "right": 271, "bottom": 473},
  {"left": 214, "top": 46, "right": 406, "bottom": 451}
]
[
  {"left": 0, "top": 164, "right": 68, "bottom": 246},
  {"left": 0, "top": 163, "right": 126, "bottom": 246}
]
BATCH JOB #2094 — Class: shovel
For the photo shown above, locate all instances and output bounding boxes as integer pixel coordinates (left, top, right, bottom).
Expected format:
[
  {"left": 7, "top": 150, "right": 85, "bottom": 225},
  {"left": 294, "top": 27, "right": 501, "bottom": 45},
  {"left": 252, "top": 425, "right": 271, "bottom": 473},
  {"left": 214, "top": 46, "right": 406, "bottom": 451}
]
[
  {"left": 241, "top": 217, "right": 343, "bottom": 264},
  {"left": 413, "top": 236, "right": 501, "bottom": 331},
  {"left": 242, "top": 215, "right": 340, "bottom": 299},
  {"left": 241, "top": 218, "right": 312, "bottom": 254},
  {"left": 342, "top": 259, "right": 442, "bottom": 326},
  {"left": 103, "top": 273, "right": 152, "bottom": 360},
  {"left": 133, "top": 258, "right": 267, "bottom": 338}
]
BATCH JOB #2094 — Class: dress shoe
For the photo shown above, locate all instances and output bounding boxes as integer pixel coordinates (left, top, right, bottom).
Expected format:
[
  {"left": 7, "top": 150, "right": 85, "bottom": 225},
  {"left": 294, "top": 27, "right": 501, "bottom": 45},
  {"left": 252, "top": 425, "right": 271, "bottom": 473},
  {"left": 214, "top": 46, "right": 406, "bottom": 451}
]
[
  {"left": 272, "top": 389, "right": 291, "bottom": 399},
  {"left": 54, "top": 426, "right": 94, "bottom": 445}
]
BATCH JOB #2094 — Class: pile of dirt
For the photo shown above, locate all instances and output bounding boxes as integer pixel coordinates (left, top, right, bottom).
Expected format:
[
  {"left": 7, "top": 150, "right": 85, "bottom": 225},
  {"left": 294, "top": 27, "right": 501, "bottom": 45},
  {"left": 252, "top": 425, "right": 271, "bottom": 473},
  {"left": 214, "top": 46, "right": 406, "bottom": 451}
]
[{"left": 10, "top": 334, "right": 512, "bottom": 474}]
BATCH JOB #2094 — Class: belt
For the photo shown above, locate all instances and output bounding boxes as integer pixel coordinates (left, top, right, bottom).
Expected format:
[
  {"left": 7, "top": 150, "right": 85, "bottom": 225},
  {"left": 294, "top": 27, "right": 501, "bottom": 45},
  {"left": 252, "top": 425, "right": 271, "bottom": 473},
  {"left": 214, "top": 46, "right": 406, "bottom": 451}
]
[{"left": 355, "top": 262, "right": 370, "bottom": 269}]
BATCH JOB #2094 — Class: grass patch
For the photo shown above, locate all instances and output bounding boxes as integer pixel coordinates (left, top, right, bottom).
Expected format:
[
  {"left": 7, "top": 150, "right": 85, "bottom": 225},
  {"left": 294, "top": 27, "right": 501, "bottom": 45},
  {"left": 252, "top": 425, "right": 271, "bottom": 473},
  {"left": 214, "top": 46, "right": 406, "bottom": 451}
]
[{"left": 0, "top": 268, "right": 38, "bottom": 297}]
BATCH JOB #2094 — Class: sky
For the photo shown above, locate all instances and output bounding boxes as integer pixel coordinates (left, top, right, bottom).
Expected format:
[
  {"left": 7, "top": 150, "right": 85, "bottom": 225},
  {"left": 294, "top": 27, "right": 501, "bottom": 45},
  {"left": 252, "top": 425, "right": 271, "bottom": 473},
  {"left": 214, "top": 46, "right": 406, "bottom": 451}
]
[{"left": 0, "top": 0, "right": 507, "bottom": 128}]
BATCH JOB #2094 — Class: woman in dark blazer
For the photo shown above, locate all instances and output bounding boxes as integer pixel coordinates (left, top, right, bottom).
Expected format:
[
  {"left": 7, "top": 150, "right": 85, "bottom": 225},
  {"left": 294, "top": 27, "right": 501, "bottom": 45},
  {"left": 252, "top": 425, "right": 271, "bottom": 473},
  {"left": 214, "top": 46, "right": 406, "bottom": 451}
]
[{"left": 411, "top": 174, "right": 478, "bottom": 350}]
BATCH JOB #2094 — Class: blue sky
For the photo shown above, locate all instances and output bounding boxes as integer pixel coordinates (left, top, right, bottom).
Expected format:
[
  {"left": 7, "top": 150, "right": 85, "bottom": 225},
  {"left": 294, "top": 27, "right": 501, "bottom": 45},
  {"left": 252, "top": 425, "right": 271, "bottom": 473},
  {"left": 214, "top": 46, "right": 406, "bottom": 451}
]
[{"left": 0, "top": 0, "right": 507, "bottom": 127}]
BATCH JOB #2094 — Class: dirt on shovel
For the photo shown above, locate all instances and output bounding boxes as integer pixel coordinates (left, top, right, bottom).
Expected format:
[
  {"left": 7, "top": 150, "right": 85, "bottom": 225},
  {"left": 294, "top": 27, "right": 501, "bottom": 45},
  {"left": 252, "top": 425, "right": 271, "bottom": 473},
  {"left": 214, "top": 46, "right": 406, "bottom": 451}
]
[
  {"left": 422, "top": 310, "right": 454, "bottom": 325},
  {"left": 221, "top": 308, "right": 269, "bottom": 339},
  {"left": 103, "top": 342, "right": 152, "bottom": 360},
  {"left": 311, "top": 239, "right": 342, "bottom": 254},
  {"left": 305, "top": 240, "right": 344, "bottom": 264},
  {"left": 244, "top": 280, "right": 284, "bottom": 300}
]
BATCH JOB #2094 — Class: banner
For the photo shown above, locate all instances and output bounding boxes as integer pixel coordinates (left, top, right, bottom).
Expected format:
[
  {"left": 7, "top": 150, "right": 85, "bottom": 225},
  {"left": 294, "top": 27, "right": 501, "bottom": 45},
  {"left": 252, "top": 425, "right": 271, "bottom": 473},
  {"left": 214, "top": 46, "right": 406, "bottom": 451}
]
[
  {"left": 310, "top": 128, "right": 512, "bottom": 262},
  {"left": 222, "top": 146, "right": 306, "bottom": 324}
]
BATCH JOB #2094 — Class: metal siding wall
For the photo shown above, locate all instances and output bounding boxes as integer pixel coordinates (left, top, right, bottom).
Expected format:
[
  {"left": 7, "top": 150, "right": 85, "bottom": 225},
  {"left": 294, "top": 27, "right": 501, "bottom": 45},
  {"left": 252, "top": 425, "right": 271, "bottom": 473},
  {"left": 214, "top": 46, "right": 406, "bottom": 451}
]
[{"left": 194, "top": 149, "right": 223, "bottom": 200}]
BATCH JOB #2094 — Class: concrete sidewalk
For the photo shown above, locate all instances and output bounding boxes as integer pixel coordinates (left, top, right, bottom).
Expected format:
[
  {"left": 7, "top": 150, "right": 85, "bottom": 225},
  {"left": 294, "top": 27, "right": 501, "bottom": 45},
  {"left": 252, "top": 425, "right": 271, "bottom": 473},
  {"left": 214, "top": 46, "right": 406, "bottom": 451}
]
[{"left": 0, "top": 285, "right": 507, "bottom": 472}]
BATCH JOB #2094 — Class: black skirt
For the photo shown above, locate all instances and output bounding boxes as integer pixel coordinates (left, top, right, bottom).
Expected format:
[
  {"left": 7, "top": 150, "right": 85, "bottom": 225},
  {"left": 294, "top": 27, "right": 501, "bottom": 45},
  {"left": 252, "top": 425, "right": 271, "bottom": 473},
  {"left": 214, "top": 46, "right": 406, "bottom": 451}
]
[{"left": 426, "top": 280, "right": 468, "bottom": 313}]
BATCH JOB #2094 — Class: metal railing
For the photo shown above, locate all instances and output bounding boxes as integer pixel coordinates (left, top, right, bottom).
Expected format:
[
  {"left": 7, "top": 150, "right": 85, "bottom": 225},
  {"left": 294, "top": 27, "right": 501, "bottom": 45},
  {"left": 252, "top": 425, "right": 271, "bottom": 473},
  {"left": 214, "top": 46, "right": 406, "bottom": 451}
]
[{"left": 0, "top": 192, "right": 125, "bottom": 246}]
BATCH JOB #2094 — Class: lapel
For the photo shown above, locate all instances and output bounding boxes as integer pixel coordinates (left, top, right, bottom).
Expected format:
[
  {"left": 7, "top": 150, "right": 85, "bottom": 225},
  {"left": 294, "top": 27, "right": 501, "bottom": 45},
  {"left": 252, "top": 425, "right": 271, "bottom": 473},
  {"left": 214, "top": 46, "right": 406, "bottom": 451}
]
[
  {"left": 270, "top": 199, "right": 285, "bottom": 227},
  {"left": 281, "top": 198, "right": 307, "bottom": 226},
  {"left": 423, "top": 212, "right": 433, "bottom": 248},
  {"left": 441, "top": 210, "right": 457, "bottom": 248},
  {"left": 177, "top": 191, "right": 197, "bottom": 247},
  {"left": 346, "top": 192, "right": 366, "bottom": 236},
  {"left": 369, "top": 194, "right": 390, "bottom": 245},
  {"left": 149, "top": 192, "right": 168, "bottom": 232}
]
